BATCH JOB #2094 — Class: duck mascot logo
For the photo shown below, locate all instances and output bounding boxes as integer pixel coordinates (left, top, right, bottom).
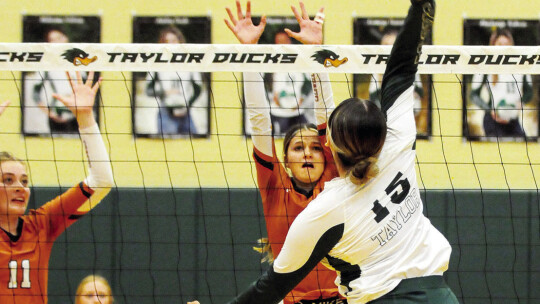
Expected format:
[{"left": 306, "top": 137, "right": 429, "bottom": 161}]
[
  {"left": 311, "top": 50, "right": 348, "bottom": 68},
  {"left": 61, "top": 48, "right": 97, "bottom": 66}
]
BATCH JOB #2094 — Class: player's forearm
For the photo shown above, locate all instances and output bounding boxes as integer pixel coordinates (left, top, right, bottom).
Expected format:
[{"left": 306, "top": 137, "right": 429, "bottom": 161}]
[
  {"left": 79, "top": 123, "right": 114, "bottom": 210},
  {"left": 228, "top": 222, "right": 344, "bottom": 304},
  {"left": 244, "top": 72, "right": 273, "bottom": 156},
  {"left": 380, "top": 0, "right": 435, "bottom": 113},
  {"left": 311, "top": 73, "right": 335, "bottom": 126}
]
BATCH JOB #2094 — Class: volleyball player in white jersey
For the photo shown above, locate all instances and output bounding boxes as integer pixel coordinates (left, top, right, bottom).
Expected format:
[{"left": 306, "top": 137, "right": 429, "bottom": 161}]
[{"left": 189, "top": 0, "right": 458, "bottom": 303}]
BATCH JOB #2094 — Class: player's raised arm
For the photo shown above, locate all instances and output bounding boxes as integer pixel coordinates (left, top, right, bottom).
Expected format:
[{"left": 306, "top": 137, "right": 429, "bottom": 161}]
[
  {"left": 286, "top": 2, "right": 335, "bottom": 128},
  {"left": 52, "top": 71, "right": 114, "bottom": 211},
  {"left": 380, "top": 0, "right": 434, "bottom": 114},
  {"left": 225, "top": 1, "right": 274, "bottom": 156}
]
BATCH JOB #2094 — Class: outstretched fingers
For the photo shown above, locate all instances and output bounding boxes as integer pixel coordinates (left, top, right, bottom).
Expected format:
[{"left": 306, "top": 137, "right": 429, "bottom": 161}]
[
  {"left": 85, "top": 71, "right": 95, "bottom": 87},
  {"left": 65, "top": 71, "right": 76, "bottom": 94},
  {"left": 284, "top": 28, "right": 300, "bottom": 41},
  {"left": 314, "top": 7, "right": 325, "bottom": 25},
  {"left": 92, "top": 76, "right": 102, "bottom": 94},
  {"left": 299, "top": 1, "right": 308, "bottom": 20},
  {"left": 76, "top": 71, "right": 83, "bottom": 85},
  {"left": 51, "top": 92, "right": 68, "bottom": 106},
  {"left": 290, "top": 5, "right": 303, "bottom": 24},
  {"left": 0, "top": 100, "right": 11, "bottom": 116},
  {"left": 235, "top": 0, "right": 244, "bottom": 19},
  {"left": 225, "top": 7, "right": 237, "bottom": 26},
  {"left": 245, "top": 0, "right": 251, "bottom": 19},
  {"left": 259, "top": 14, "right": 267, "bottom": 28}
]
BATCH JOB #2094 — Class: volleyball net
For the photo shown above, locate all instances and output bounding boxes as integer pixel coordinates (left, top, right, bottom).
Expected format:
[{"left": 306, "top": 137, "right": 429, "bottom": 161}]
[{"left": 0, "top": 43, "right": 538, "bottom": 303}]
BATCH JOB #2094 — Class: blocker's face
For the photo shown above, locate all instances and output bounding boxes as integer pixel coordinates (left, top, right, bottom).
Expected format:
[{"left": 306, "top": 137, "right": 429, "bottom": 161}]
[
  {"left": 285, "top": 129, "right": 325, "bottom": 185},
  {"left": 0, "top": 161, "right": 30, "bottom": 219}
]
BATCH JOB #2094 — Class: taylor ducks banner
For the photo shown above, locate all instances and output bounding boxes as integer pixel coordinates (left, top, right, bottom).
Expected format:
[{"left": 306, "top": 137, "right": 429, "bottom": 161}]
[{"left": 1, "top": 43, "right": 539, "bottom": 74}]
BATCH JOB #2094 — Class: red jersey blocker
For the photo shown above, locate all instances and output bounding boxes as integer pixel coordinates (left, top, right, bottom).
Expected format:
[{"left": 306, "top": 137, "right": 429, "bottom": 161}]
[
  {"left": 253, "top": 123, "right": 341, "bottom": 304},
  {"left": 0, "top": 182, "right": 93, "bottom": 304}
]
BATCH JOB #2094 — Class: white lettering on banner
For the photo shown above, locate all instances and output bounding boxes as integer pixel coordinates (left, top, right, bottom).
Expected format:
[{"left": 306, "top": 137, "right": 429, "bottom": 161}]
[{"left": 370, "top": 191, "right": 421, "bottom": 247}]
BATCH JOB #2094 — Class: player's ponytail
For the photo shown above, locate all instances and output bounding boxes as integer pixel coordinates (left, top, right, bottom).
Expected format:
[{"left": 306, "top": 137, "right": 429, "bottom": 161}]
[
  {"left": 328, "top": 98, "right": 386, "bottom": 186},
  {"left": 349, "top": 156, "right": 380, "bottom": 186}
]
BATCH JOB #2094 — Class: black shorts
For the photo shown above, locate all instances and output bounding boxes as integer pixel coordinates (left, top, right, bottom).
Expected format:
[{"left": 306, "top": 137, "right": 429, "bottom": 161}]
[
  {"left": 367, "top": 276, "right": 459, "bottom": 304},
  {"left": 297, "top": 297, "right": 347, "bottom": 304}
]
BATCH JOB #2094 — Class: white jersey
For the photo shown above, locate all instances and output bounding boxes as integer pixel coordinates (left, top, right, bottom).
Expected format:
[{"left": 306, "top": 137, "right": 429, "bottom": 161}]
[
  {"left": 470, "top": 74, "right": 532, "bottom": 121},
  {"left": 275, "top": 86, "right": 451, "bottom": 303},
  {"left": 146, "top": 71, "right": 203, "bottom": 110}
]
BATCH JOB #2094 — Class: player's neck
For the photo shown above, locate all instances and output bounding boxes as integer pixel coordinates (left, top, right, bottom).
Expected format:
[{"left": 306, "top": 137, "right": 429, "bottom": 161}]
[
  {"left": 0, "top": 216, "right": 20, "bottom": 235},
  {"left": 291, "top": 178, "right": 317, "bottom": 193}
]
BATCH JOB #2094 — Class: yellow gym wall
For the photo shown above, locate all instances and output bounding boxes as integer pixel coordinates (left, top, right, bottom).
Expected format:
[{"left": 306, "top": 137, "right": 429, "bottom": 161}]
[{"left": 0, "top": 0, "right": 539, "bottom": 189}]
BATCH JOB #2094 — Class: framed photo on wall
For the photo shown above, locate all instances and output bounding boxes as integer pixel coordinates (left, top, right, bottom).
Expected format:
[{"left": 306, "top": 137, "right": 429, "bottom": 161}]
[
  {"left": 462, "top": 19, "right": 539, "bottom": 141},
  {"left": 132, "top": 16, "right": 211, "bottom": 138},
  {"left": 21, "top": 15, "right": 101, "bottom": 136},
  {"left": 353, "top": 18, "right": 432, "bottom": 139},
  {"left": 244, "top": 16, "right": 316, "bottom": 137}
]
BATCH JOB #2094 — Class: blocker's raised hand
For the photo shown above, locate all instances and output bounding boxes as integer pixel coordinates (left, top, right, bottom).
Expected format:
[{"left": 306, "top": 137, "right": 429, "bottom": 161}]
[
  {"left": 285, "top": 2, "right": 324, "bottom": 45},
  {"left": 224, "top": 0, "right": 267, "bottom": 44},
  {"left": 52, "top": 71, "right": 101, "bottom": 128}
]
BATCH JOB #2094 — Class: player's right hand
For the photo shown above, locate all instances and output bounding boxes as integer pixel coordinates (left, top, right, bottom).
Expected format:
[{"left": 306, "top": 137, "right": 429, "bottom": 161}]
[
  {"left": 285, "top": 2, "right": 324, "bottom": 45},
  {"left": 187, "top": 301, "right": 200, "bottom": 304},
  {"left": 0, "top": 100, "right": 10, "bottom": 116},
  {"left": 224, "top": 0, "right": 266, "bottom": 44}
]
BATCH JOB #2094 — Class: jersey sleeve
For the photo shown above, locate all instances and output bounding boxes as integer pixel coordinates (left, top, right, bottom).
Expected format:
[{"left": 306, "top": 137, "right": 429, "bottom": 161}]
[
  {"left": 79, "top": 123, "right": 114, "bottom": 212},
  {"left": 245, "top": 72, "right": 273, "bottom": 157},
  {"left": 380, "top": 0, "right": 435, "bottom": 150},
  {"left": 311, "top": 73, "right": 335, "bottom": 127},
  {"left": 380, "top": 0, "right": 434, "bottom": 116},
  {"left": 33, "top": 182, "right": 95, "bottom": 240},
  {"left": 227, "top": 201, "right": 344, "bottom": 304},
  {"left": 311, "top": 73, "right": 336, "bottom": 172}
]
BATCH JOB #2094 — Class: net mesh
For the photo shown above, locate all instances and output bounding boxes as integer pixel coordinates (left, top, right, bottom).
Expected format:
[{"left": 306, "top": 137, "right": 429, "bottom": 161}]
[{"left": 0, "top": 43, "right": 538, "bottom": 303}]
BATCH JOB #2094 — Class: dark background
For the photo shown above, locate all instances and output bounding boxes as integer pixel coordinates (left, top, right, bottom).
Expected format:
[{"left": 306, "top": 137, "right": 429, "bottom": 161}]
[{"left": 30, "top": 187, "right": 540, "bottom": 304}]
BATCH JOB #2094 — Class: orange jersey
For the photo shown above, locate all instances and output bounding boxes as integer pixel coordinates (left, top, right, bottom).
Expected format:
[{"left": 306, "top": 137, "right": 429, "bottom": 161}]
[
  {"left": 0, "top": 182, "right": 94, "bottom": 304},
  {"left": 254, "top": 129, "right": 341, "bottom": 304}
]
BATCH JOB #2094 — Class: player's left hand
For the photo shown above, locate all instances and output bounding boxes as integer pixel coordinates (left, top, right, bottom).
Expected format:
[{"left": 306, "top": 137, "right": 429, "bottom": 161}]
[
  {"left": 0, "top": 100, "right": 11, "bottom": 116},
  {"left": 52, "top": 71, "right": 101, "bottom": 128},
  {"left": 285, "top": 2, "right": 324, "bottom": 45},
  {"left": 187, "top": 301, "right": 200, "bottom": 304}
]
